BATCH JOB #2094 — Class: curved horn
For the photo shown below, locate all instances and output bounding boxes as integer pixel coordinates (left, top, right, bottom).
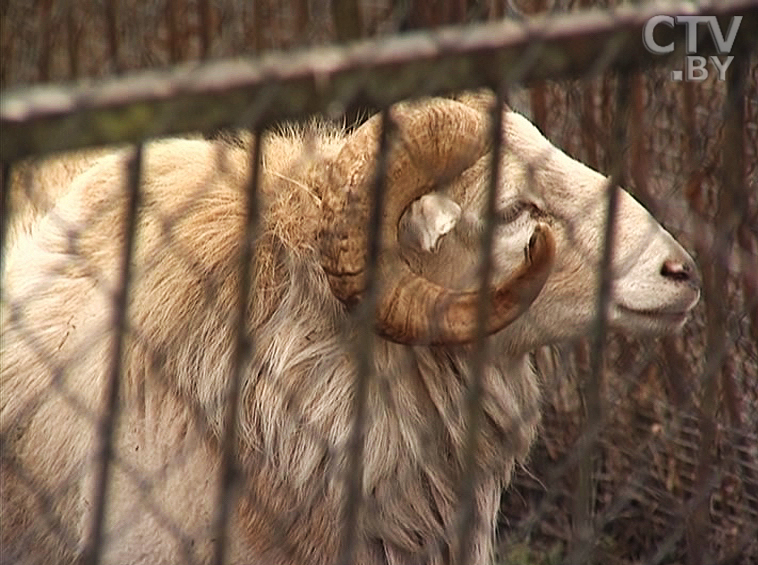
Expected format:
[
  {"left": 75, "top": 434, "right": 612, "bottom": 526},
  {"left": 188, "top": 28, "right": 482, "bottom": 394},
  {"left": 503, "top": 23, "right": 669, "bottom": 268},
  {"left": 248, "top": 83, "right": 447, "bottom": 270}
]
[
  {"left": 319, "top": 99, "right": 491, "bottom": 302},
  {"left": 318, "top": 98, "right": 553, "bottom": 344},
  {"left": 377, "top": 223, "right": 555, "bottom": 344}
]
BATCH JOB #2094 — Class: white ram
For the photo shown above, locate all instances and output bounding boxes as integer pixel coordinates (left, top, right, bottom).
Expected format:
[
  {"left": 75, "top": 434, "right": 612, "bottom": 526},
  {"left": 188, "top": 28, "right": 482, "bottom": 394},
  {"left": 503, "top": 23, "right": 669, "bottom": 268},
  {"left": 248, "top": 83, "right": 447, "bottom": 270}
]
[{"left": 0, "top": 95, "right": 700, "bottom": 565}]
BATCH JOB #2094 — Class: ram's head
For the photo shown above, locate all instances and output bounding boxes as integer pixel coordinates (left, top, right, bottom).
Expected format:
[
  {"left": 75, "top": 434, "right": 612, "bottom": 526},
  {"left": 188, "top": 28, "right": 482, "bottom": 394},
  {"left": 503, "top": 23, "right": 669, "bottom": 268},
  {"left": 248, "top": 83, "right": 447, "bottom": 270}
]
[{"left": 318, "top": 97, "right": 700, "bottom": 349}]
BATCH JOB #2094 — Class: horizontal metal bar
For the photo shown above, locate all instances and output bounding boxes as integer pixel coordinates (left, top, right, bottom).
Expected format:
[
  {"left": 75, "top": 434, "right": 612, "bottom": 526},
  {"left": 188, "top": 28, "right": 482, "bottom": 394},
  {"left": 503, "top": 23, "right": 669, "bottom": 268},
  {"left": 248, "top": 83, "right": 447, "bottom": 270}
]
[{"left": 1, "top": 0, "right": 756, "bottom": 161}]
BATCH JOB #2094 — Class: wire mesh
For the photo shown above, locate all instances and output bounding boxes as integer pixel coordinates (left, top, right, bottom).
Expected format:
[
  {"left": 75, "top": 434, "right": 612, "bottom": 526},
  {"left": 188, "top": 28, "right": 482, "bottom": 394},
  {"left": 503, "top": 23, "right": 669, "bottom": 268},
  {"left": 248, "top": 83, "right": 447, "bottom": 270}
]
[{"left": 1, "top": 2, "right": 756, "bottom": 565}]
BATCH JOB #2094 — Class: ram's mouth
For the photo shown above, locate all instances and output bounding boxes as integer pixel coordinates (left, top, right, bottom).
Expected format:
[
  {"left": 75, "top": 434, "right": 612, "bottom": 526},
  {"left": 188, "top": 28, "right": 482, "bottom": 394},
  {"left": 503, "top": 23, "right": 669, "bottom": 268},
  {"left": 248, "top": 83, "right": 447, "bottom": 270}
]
[{"left": 614, "top": 303, "right": 691, "bottom": 326}]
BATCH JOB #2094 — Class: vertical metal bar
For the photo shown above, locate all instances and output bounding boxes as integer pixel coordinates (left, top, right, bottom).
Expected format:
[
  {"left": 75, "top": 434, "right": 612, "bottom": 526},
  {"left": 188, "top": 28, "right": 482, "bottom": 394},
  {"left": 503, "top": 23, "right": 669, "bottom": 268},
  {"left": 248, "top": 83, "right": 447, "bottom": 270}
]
[
  {"left": 687, "top": 43, "right": 750, "bottom": 565},
  {"left": 38, "top": 0, "right": 53, "bottom": 82},
  {"left": 80, "top": 144, "right": 143, "bottom": 565},
  {"left": 294, "top": 0, "right": 309, "bottom": 46},
  {"left": 718, "top": 38, "right": 748, "bottom": 432},
  {"left": 628, "top": 73, "right": 651, "bottom": 206},
  {"left": 455, "top": 87, "right": 504, "bottom": 565},
  {"left": 332, "top": 0, "right": 364, "bottom": 42},
  {"left": 250, "top": 1, "right": 263, "bottom": 53},
  {"left": 731, "top": 58, "right": 758, "bottom": 533},
  {"left": 166, "top": 0, "right": 181, "bottom": 63},
  {"left": 104, "top": 0, "right": 120, "bottom": 74},
  {"left": 530, "top": 83, "right": 548, "bottom": 132},
  {"left": 0, "top": 160, "right": 10, "bottom": 276},
  {"left": 580, "top": 82, "right": 598, "bottom": 170},
  {"left": 528, "top": 0, "right": 548, "bottom": 129},
  {"left": 717, "top": 48, "right": 758, "bottom": 540},
  {"left": 198, "top": 0, "right": 211, "bottom": 59},
  {"left": 211, "top": 130, "right": 262, "bottom": 565},
  {"left": 571, "top": 74, "right": 631, "bottom": 565},
  {"left": 337, "top": 107, "right": 391, "bottom": 565},
  {"left": 66, "top": 0, "right": 80, "bottom": 79}
]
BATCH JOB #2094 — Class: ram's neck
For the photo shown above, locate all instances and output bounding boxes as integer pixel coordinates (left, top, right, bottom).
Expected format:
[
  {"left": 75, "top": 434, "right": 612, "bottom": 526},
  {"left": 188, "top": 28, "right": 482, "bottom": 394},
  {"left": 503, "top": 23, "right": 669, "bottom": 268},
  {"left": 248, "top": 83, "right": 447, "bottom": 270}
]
[
  {"left": 360, "top": 343, "right": 540, "bottom": 564},
  {"left": 236, "top": 250, "right": 541, "bottom": 563}
]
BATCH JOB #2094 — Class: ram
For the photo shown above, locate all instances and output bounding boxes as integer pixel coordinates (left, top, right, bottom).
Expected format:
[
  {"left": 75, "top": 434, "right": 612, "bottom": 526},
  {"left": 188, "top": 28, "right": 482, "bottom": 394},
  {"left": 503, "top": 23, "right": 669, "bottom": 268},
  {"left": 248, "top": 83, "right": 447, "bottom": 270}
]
[{"left": 0, "top": 95, "right": 700, "bottom": 565}]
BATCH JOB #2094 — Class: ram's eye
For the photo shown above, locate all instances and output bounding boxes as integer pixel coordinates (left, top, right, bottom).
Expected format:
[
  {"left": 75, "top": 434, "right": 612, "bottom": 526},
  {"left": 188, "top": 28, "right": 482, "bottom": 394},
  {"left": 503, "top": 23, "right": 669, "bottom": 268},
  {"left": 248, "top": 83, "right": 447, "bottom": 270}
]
[{"left": 498, "top": 201, "right": 530, "bottom": 223}]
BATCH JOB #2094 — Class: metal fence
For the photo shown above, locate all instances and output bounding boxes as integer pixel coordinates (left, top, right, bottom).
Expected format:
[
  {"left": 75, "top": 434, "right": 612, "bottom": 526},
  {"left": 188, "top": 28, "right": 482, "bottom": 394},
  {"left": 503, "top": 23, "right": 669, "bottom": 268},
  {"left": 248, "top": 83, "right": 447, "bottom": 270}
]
[{"left": 1, "top": 1, "right": 756, "bottom": 564}]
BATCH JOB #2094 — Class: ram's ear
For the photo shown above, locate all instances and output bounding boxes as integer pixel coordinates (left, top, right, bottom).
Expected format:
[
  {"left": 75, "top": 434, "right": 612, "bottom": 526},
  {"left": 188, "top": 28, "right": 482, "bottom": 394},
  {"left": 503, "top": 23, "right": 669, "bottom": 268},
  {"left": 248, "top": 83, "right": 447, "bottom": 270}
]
[{"left": 399, "top": 193, "right": 462, "bottom": 253}]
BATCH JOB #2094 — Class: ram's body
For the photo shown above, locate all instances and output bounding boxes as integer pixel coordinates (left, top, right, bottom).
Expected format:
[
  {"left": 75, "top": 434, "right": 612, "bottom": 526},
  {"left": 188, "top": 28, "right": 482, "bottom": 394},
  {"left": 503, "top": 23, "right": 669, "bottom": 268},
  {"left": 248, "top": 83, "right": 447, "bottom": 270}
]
[{"left": 1, "top": 97, "right": 700, "bottom": 565}]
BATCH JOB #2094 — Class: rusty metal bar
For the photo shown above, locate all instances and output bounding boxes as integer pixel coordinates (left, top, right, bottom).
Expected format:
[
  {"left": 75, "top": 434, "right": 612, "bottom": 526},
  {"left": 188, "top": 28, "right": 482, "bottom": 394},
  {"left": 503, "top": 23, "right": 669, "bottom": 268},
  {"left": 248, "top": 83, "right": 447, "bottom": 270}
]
[
  {"left": 0, "top": 160, "right": 9, "bottom": 275},
  {"left": 198, "top": 0, "right": 211, "bottom": 59},
  {"left": 337, "top": 108, "right": 391, "bottom": 565},
  {"left": 103, "top": 0, "right": 121, "bottom": 74},
  {"left": 332, "top": 0, "right": 364, "bottom": 42},
  {"left": 2, "top": 0, "right": 756, "bottom": 161},
  {"left": 66, "top": 1, "right": 81, "bottom": 79},
  {"left": 570, "top": 73, "right": 631, "bottom": 565},
  {"left": 455, "top": 88, "right": 505, "bottom": 564},
  {"left": 720, "top": 47, "right": 758, "bottom": 544},
  {"left": 79, "top": 144, "right": 142, "bottom": 565},
  {"left": 211, "top": 131, "right": 262, "bottom": 565},
  {"left": 686, "top": 38, "right": 751, "bottom": 565},
  {"left": 37, "top": 0, "right": 53, "bottom": 82}
]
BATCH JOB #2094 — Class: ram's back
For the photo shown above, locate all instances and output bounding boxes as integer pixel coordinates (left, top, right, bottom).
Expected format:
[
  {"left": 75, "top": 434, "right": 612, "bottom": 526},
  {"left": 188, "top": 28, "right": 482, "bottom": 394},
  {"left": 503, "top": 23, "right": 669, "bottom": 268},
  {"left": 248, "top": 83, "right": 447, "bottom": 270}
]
[{"left": 0, "top": 129, "right": 347, "bottom": 565}]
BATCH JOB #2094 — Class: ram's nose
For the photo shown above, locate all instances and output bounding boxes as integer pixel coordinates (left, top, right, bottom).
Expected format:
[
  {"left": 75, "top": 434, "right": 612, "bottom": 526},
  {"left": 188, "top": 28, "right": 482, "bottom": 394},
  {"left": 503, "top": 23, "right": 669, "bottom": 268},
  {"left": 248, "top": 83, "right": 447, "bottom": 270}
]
[{"left": 660, "top": 256, "right": 701, "bottom": 290}]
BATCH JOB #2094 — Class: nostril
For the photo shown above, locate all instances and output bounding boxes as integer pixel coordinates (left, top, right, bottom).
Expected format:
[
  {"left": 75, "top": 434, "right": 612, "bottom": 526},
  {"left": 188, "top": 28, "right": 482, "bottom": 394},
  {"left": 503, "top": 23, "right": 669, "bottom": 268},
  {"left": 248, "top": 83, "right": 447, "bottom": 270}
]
[{"left": 660, "top": 259, "right": 695, "bottom": 283}]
